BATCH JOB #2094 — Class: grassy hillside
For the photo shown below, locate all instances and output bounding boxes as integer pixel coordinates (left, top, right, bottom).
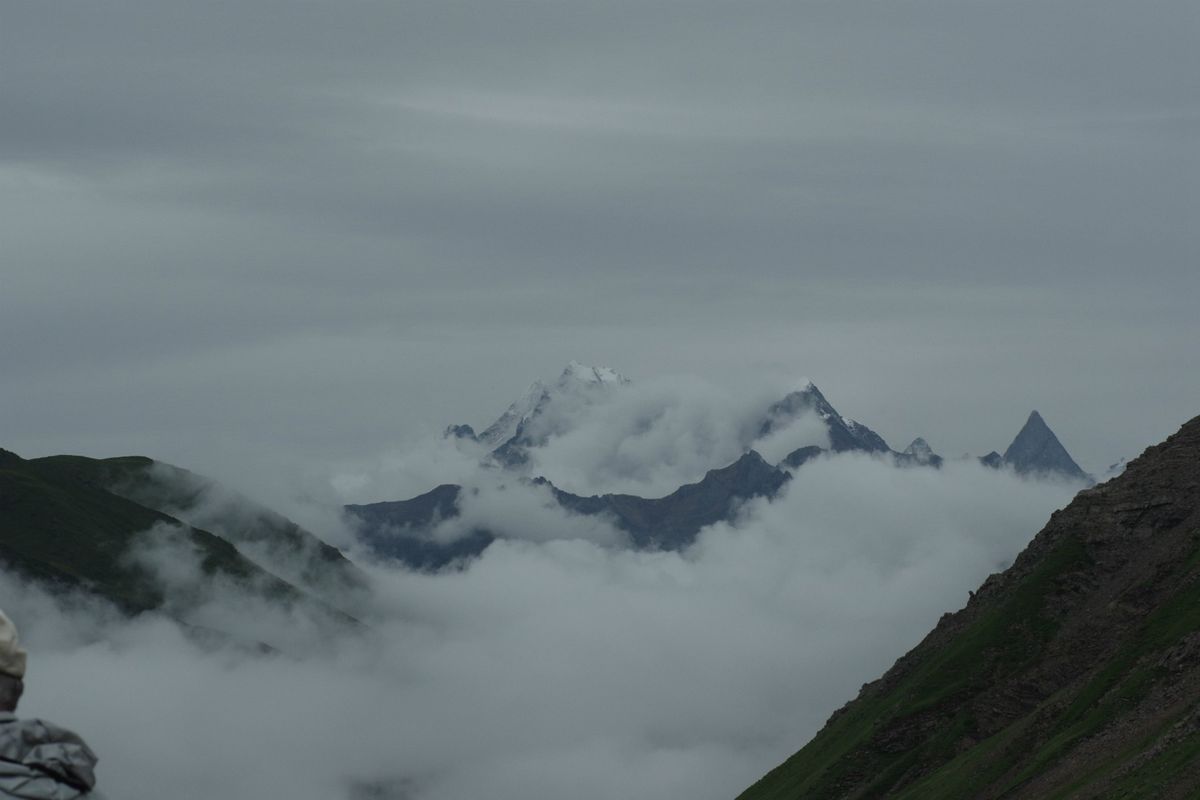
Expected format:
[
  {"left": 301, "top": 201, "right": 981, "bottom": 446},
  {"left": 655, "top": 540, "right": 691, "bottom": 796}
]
[
  {"left": 32, "top": 453, "right": 367, "bottom": 601},
  {"left": 0, "top": 448, "right": 360, "bottom": 629},
  {"left": 737, "top": 415, "right": 1200, "bottom": 800}
]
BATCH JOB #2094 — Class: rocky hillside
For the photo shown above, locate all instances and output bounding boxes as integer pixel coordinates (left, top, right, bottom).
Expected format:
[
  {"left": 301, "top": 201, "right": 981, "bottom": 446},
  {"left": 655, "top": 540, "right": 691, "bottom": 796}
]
[{"left": 737, "top": 413, "right": 1200, "bottom": 799}]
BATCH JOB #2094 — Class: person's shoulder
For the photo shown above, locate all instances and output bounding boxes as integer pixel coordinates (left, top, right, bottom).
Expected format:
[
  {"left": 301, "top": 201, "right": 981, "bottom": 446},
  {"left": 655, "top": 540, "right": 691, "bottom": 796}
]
[
  {"left": 0, "top": 715, "right": 100, "bottom": 797},
  {"left": 6, "top": 716, "right": 92, "bottom": 747}
]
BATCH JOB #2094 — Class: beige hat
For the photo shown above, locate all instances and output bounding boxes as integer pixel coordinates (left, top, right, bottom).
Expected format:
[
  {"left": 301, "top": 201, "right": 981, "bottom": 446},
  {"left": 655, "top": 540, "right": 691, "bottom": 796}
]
[{"left": 0, "top": 611, "right": 27, "bottom": 680}]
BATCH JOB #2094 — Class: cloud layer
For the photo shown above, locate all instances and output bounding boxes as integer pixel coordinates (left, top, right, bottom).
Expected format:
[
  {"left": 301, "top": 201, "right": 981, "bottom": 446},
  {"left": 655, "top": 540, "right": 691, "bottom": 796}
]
[{"left": 6, "top": 455, "right": 1079, "bottom": 800}]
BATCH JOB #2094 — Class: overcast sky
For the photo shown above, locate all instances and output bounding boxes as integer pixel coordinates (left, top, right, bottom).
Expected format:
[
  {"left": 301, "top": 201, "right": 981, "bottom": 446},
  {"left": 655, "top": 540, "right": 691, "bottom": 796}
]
[{"left": 2, "top": 0, "right": 1197, "bottom": 492}]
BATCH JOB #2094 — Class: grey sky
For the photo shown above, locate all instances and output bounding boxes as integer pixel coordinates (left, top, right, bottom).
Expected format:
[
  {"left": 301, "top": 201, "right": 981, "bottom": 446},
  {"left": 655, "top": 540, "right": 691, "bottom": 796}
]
[{"left": 2, "top": 0, "right": 1197, "bottom": 490}]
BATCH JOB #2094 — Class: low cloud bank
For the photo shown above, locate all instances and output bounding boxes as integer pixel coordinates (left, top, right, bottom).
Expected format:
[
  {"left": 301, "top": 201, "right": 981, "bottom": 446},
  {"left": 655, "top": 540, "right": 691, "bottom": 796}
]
[
  {"left": 430, "top": 474, "right": 628, "bottom": 547},
  {"left": 519, "top": 375, "right": 775, "bottom": 496},
  {"left": 4, "top": 456, "right": 1078, "bottom": 800}
]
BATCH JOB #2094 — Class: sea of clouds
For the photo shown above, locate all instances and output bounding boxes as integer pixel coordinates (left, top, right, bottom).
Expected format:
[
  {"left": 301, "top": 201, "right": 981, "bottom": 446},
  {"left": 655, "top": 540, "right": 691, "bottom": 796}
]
[{"left": 2, "top": 435, "right": 1081, "bottom": 800}]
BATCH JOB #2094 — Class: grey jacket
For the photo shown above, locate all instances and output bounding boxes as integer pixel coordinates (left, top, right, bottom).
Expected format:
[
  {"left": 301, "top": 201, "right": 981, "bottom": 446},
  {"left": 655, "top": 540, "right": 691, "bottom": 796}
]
[{"left": 0, "top": 713, "right": 101, "bottom": 799}]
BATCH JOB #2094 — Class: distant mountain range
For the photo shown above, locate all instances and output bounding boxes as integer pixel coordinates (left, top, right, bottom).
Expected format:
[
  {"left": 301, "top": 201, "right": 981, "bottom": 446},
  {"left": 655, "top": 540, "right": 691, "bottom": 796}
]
[
  {"left": 0, "top": 364, "right": 1098, "bottom": 636},
  {"left": 735, "top": 412, "right": 1200, "bottom": 799},
  {"left": 349, "top": 365, "right": 1094, "bottom": 569}
]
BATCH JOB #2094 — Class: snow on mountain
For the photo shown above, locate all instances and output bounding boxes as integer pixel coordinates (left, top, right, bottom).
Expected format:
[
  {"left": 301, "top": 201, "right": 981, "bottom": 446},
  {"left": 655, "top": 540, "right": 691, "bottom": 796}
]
[
  {"left": 476, "top": 380, "right": 552, "bottom": 446},
  {"left": 559, "top": 360, "right": 629, "bottom": 387},
  {"left": 449, "top": 367, "right": 1092, "bottom": 496},
  {"left": 755, "top": 381, "right": 892, "bottom": 456},
  {"left": 474, "top": 362, "right": 632, "bottom": 462}
]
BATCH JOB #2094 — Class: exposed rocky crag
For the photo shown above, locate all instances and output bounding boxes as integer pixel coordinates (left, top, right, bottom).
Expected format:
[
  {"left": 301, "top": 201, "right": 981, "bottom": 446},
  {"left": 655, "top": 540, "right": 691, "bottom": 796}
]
[
  {"left": 736, "top": 413, "right": 1200, "bottom": 799},
  {"left": 1002, "top": 410, "right": 1093, "bottom": 483},
  {"left": 978, "top": 410, "right": 1092, "bottom": 483},
  {"left": 759, "top": 381, "right": 892, "bottom": 456},
  {"left": 895, "top": 437, "right": 943, "bottom": 468}
]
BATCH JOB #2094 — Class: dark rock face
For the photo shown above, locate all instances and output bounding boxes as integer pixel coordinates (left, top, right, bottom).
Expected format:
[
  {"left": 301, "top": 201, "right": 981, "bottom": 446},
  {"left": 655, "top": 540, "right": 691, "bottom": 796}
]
[
  {"left": 347, "top": 452, "right": 791, "bottom": 568},
  {"left": 346, "top": 485, "right": 497, "bottom": 570},
  {"left": 443, "top": 424, "right": 477, "bottom": 441},
  {"left": 1002, "top": 410, "right": 1092, "bottom": 482},
  {"left": 737, "top": 413, "right": 1200, "bottom": 800},
  {"left": 488, "top": 436, "right": 532, "bottom": 468},
  {"left": 895, "top": 437, "right": 943, "bottom": 469},
  {"left": 578, "top": 450, "right": 790, "bottom": 550},
  {"left": 759, "top": 383, "right": 891, "bottom": 455},
  {"left": 346, "top": 484, "right": 462, "bottom": 533},
  {"left": 979, "top": 450, "right": 1004, "bottom": 469},
  {"left": 782, "top": 445, "right": 825, "bottom": 470}
]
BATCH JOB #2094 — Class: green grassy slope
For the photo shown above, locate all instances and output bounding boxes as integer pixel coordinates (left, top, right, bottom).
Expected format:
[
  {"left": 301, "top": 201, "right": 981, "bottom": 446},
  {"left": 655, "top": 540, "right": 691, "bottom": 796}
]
[
  {"left": 0, "top": 448, "right": 359, "bottom": 629},
  {"left": 32, "top": 453, "right": 367, "bottom": 599},
  {"left": 737, "top": 414, "right": 1200, "bottom": 800}
]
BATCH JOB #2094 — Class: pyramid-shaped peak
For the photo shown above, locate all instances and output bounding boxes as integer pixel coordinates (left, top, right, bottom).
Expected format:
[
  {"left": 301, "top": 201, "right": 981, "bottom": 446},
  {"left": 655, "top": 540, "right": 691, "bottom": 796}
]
[
  {"left": 900, "top": 437, "right": 941, "bottom": 467},
  {"left": 757, "top": 381, "right": 890, "bottom": 454},
  {"left": 790, "top": 378, "right": 826, "bottom": 400},
  {"left": 1007, "top": 410, "right": 1055, "bottom": 454},
  {"left": 1003, "top": 410, "right": 1090, "bottom": 482},
  {"left": 770, "top": 380, "right": 833, "bottom": 416},
  {"left": 904, "top": 437, "right": 933, "bottom": 456}
]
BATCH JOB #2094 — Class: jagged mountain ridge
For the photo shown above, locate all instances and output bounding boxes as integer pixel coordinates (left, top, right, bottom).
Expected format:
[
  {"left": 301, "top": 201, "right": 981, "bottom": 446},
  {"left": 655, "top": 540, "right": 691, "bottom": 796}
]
[
  {"left": 457, "top": 365, "right": 942, "bottom": 474},
  {"left": 451, "top": 361, "right": 632, "bottom": 467},
  {"left": 453, "top": 366, "right": 931, "bottom": 473},
  {"left": 360, "top": 369, "right": 1095, "bottom": 571},
  {"left": 352, "top": 379, "right": 949, "bottom": 569},
  {"left": 735, "top": 412, "right": 1200, "bottom": 799},
  {"left": 349, "top": 451, "right": 789, "bottom": 568},
  {"left": 759, "top": 381, "right": 892, "bottom": 455},
  {"left": 457, "top": 365, "right": 1095, "bottom": 483}
]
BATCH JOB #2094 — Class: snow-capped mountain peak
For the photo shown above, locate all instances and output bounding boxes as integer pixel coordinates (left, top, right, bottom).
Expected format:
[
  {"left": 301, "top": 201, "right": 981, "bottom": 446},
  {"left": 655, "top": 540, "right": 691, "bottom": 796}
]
[
  {"left": 557, "top": 361, "right": 631, "bottom": 388},
  {"left": 475, "top": 363, "right": 631, "bottom": 458},
  {"left": 475, "top": 380, "right": 550, "bottom": 446},
  {"left": 757, "top": 382, "right": 891, "bottom": 455}
]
